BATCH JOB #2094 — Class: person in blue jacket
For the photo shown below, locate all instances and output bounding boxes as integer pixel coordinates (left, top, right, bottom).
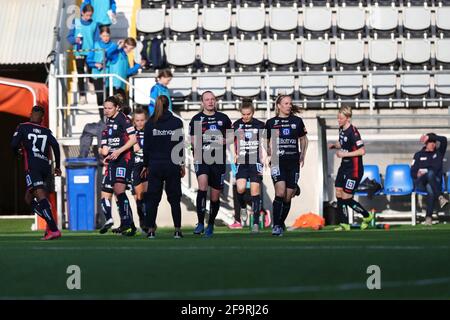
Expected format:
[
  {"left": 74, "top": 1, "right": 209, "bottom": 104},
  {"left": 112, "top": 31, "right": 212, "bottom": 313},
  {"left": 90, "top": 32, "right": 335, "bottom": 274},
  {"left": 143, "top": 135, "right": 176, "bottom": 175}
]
[
  {"left": 67, "top": 4, "right": 99, "bottom": 105},
  {"left": 106, "top": 37, "right": 145, "bottom": 97},
  {"left": 82, "top": 0, "right": 117, "bottom": 27},
  {"left": 87, "top": 25, "right": 115, "bottom": 120},
  {"left": 148, "top": 69, "right": 173, "bottom": 116}
]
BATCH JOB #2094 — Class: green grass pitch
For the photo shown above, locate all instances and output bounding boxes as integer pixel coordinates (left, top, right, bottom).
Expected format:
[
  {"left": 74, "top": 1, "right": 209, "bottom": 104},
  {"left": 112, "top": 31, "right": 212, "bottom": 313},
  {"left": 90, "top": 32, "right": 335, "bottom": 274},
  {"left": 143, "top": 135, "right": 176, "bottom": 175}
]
[{"left": 0, "top": 219, "right": 449, "bottom": 299}]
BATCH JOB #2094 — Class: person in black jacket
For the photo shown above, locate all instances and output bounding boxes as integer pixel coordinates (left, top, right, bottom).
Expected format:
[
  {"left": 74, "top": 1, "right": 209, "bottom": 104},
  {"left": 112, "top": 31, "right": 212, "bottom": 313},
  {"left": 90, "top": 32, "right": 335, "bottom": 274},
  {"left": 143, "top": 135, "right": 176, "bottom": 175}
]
[
  {"left": 411, "top": 133, "right": 448, "bottom": 225},
  {"left": 143, "top": 95, "right": 185, "bottom": 239}
]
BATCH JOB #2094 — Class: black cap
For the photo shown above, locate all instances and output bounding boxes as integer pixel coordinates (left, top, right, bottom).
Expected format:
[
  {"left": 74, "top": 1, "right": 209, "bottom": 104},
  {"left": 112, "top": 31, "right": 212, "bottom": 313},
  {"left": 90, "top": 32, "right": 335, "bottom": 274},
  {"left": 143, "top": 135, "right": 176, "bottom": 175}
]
[{"left": 32, "top": 105, "right": 45, "bottom": 114}]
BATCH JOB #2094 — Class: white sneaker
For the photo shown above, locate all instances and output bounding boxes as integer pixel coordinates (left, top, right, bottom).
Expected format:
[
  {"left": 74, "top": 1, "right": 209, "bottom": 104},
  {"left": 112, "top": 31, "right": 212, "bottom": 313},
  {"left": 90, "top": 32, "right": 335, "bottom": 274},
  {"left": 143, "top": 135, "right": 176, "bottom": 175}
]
[
  {"left": 251, "top": 224, "right": 259, "bottom": 233},
  {"left": 240, "top": 208, "right": 248, "bottom": 223},
  {"left": 424, "top": 216, "right": 433, "bottom": 226},
  {"left": 79, "top": 96, "right": 87, "bottom": 105},
  {"left": 272, "top": 225, "right": 283, "bottom": 236},
  {"left": 439, "top": 195, "right": 448, "bottom": 209},
  {"left": 88, "top": 82, "right": 95, "bottom": 93}
]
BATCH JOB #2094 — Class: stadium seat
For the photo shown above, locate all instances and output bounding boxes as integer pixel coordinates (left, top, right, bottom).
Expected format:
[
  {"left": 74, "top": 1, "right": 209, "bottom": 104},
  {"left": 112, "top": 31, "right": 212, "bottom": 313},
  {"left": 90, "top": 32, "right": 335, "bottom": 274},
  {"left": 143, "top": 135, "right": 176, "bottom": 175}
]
[
  {"left": 355, "top": 165, "right": 382, "bottom": 197},
  {"left": 197, "top": 75, "right": 227, "bottom": 98},
  {"left": 136, "top": 8, "right": 165, "bottom": 34},
  {"left": 369, "top": 6, "right": 399, "bottom": 37},
  {"left": 368, "top": 39, "right": 399, "bottom": 69},
  {"left": 165, "top": 41, "right": 197, "bottom": 67},
  {"left": 303, "top": 7, "right": 332, "bottom": 37},
  {"left": 236, "top": 6, "right": 266, "bottom": 33},
  {"left": 383, "top": 164, "right": 416, "bottom": 225},
  {"left": 336, "top": 6, "right": 366, "bottom": 37},
  {"left": 168, "top": 7, "right": 198, "bottom": 34},
  {"left": 133, "top": 77, "right": 154, "bottom": 106},
  {"left": 202, "top": 7, "right": 232, "bottom": 36},
  {"left": 231, "top": 75, "right": 262, "bottom": 98},
  {"left": 266, "top": 74, "right": 295, "bottom": 96},
  {"left": 402, "top": 39, "right": 431, "bottom": 67},
  {"left": 301, "top": 39, "right": 331, "bottom": 70},
  {"left": 168, "top": 76, "right": 193, "bottom": 98},
  {"left": 402, "top": 7, "right": 431, "bottom": 37},
  {"left": 435, "top": 39, "right": 450, "bottom": 67},
  {"left": 401, "top": 74, "right": 431, "bottom": 97},
  {"left": 199, "top": 40, "right": 230, "bottom": 68},
  {"left": 370, "top": 74, "right": 397, "bottom": 97},
  {"left": 269, "top": 6, "right": 299, "bottom": 34},
  {"left": 333, "top": 74, "right": 364, "bottom": 98},
  {"left": 436, "top": 7, "right": 450, "bottom": 35},
  {"left": 434, "top": 74, "right": 450, "bottom": 97},
  {"left": 299, "top": 75, "right": 329, "bottom": 97},
  {"left": 335, "top": 39, "right": 365, "bottom": 69},
  {"left": 234, "top": 40, "right": 265, "bottom": 68},
  {"left": 267, "top": 39, "right": 298, "bottom": 68}
]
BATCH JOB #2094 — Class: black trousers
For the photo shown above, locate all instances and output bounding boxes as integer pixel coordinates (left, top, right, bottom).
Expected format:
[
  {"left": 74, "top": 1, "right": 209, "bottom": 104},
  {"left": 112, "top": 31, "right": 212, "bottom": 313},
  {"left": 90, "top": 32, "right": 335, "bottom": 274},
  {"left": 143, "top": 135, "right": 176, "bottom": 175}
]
[
  {"left": 75, "top": 56, "right": 92, "bottom": 96},
  {"left": 415, "top": 170, "right": 442, "bottom": 217}
]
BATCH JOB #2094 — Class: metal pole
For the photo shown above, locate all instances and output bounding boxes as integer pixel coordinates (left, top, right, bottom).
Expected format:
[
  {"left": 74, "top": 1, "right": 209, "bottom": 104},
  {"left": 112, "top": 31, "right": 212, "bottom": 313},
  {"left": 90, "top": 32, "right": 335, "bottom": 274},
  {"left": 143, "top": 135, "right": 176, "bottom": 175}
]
[{"left": 368, "top": 72, "right": 374, "bottom": 115}]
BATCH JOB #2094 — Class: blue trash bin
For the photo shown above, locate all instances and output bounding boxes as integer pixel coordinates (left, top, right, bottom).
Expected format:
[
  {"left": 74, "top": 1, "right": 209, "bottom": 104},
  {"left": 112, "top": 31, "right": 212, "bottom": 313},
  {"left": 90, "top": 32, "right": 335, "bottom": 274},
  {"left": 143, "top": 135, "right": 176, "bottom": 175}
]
[{"left": 65, "top": 158, "right": 98, "bottom": 231}]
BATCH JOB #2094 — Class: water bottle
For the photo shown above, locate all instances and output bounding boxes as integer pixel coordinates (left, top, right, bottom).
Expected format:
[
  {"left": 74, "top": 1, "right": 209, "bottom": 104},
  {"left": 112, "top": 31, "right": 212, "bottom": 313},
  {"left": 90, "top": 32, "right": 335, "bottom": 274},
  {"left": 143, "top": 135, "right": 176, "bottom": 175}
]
[
  {"left": 259, "top": 211, "right": 264, "bottom": 230},
  {"left": 249, "top": 214, "right": 254, "bottom": 229},
  {"left": 370, "top": 210, "right": 376, "bottom": 227},
  {"left": 76, "top": 33, "right": 83, "bottom": 51}
]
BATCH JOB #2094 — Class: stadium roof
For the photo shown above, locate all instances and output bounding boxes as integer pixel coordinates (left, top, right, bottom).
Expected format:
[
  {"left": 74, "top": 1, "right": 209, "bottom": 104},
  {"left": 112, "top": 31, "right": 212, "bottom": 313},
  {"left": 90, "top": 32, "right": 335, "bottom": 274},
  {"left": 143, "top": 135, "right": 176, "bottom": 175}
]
[{"left": 0, "top": 0, "right": 61, "bottom": 65}]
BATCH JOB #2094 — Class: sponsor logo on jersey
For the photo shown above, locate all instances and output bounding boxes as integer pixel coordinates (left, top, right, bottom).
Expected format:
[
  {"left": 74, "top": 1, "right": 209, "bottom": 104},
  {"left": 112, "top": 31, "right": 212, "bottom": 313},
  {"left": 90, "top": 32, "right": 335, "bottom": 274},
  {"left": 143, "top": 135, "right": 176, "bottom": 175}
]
[
  {"left": 209, "top": 125, "right": 217, "bottom": 131},
  {"left": 126, "top": 127, "right": 134, "bottom": 134},
  {"left": 282, "top": 128, "right": 291, "bottom": 136},
  {"left": 153, "top": 129, "right": 175, "bottom": 136},
  {"left": 113, "top": 125, "right": 118, "bottom": 130},
  {"left": 344, "top": 136, "right": 348, "bottom": 142},
  {"left": 291, "top": 124, "right": 297, "bottom": 129},
  {"left": 433, "top": 154, "right": 437, "bottom": 159},
  {"left": 116, "top": 167, "right": 126, "bottom": 178},
  {"left": 245, "top": 132, "right": 253, "bottom": 139},
  {"left": 420, "top": 157, "right": 427, "bottom": 161},
  {"left": 356, "top": 140, "right": 364, "bottom": 147},
  {"left": 217, "top": 121, "right": 223, "bottom": 126},
  {"left": 345, "top": 179, "right": 356, "bottom": 190},
  {"left": 108, "top": 129, "right": 112, "bottom": 135}
]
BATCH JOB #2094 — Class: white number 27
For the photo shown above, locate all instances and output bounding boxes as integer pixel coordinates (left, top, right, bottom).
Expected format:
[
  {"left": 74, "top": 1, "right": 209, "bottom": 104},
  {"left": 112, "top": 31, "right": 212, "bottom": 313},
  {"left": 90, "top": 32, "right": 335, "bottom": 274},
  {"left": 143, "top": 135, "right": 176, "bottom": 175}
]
[{"left": 28, "top": 133, "right": 47, "bottom": 153}]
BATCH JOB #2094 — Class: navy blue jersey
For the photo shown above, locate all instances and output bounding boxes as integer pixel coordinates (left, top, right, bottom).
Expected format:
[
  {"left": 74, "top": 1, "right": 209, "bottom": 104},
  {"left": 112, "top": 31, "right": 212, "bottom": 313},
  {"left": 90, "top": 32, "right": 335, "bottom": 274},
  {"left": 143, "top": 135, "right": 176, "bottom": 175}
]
[
  {"left": 11, "top": 122, "right": 60, "bottom": 171},
  {"left": 189, "top": 111, "right": 232, "bottom": 164},
  {"left": 338, "top": 124, "right": 364, "bottom": 175},
  {"left": 144, "top": 111, "right": 184, "bottom": 165},
  {"left": 101, "top": 112, "right": 135, "bottom": 162},
  {"left": 232, "top": 118, "right": 265, "bottom": 164},
  {"left": 134, "top": 128, "right": 145, "bottom": 164},
  {"left": 265, "top": 115, "right": 307, "bottom": 162},
  {"left": 411, "top": 134, "right": 447, "bottom": 179}
]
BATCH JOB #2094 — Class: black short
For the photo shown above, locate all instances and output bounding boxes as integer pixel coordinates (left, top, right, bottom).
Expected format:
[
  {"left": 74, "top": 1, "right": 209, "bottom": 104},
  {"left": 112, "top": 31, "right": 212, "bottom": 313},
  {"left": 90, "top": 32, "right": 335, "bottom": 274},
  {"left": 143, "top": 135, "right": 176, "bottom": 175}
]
[
  {"left": 106, "top": 158, "right": 132, "bottom": 187},
  {"left": 335, "top": 166, "right": 362, "bottom": 194},
  {"left": 236, "top": 163, "right": 263, "bottom": 183},
  {"left": 194, "top": 163, "right": 226, "bottom": 190},
  {"left": 132, "top": 162, "right": 145, "bottom": 187},
  {"left": 25, "top": 167, "right": 50, "bottom": 191},
  {"left": 101, "top": 165, "right": 113, "bottom": 193},
  {"left": 270, "top": 161, "right": 300, "bottom": 189}
]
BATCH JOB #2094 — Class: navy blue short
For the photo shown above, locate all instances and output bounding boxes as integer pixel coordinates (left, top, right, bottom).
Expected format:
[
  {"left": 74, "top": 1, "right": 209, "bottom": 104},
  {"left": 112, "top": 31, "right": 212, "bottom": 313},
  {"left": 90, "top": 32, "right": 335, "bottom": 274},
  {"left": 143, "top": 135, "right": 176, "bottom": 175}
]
[
  {"left": 270, "top": 161, "right": 300, "bottom": 189},
  {"left": 194, "top": 163, "right": 226, "bottom": 190},
  {"left": 106, "top": 158, "right": 132, "bottom": 186},
  {"left": 147, "top": 163, "right": 182, "bottom": 199},
  {"left": 132, "top": 162, "right": 145, "bottom": 187},
  {"left": 235, "top": 163, "right": 263, "bottom": 183},
  {"left": 335, "top": 166, "right": 362, "bottom": 194},
  {"left": 25, "top": 166, "right": 50, "bottom": 191}
]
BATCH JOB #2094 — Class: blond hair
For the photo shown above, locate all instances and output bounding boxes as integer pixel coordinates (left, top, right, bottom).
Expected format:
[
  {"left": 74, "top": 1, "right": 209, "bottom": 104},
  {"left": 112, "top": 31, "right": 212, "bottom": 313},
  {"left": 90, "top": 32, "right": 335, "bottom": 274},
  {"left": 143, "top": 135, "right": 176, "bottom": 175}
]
[
  {"left": 339, "top": 105, "right": 352, "bottom": 118},
  {"left": 274, "top": 94, "right": 301, "bottom": 116}
]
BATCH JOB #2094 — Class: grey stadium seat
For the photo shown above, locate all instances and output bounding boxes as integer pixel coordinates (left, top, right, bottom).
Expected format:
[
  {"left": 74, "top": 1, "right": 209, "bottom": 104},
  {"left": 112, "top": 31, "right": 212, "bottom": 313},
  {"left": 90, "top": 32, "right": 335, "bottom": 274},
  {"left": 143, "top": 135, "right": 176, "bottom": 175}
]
[
  {"left": 234, "top": 40, "right": 265, "bottom": 66},
  {"left": 336, "top": 6, "right": 365, "bottom": 34},
  {"left": 269, "top": 6, "right": 298, "bottom": 32},
  {"left": 401, "top": 74, "right": 430, "bottom": 96},
  {"left": 434, "top": 74, "right": 450, "bottom": 96},
  {"left": 267, "top": 39, "right": 298, "bottom": 66},
  {"left": 436, "top": 7, "right": 450, "bottom": 33},
  {"left": 165, "top": 41, "right": 197, "bottom": 66},
  {"left": 266, "top": 75, "right": 295, "bottom": 96},
  {"left": 236, "top": 6, "right": 266, "bottom": 33},
  {"left": 335, "top": 40, "right": 365, "bottom": 67},
  {"left": 402, "top": 39, "right": 431, "bottom": 65},
  {"left": 368, "top": 39, "right": 398, "bottom": 66},
  {"left": 334, "top": 75, "right": 363, "bottom": 97},
  {"left": 200, "top": 41, "right": 229, "bottom": 66},
  {"left": 435, "top": 39, "right": 450, "bottom": 65},
  {"left": 301, "top": 40, "right": 331, "bottom": 68},
  {"left": 202, "top": 7, "right": 231, "bottom": 33},
  {"left": 402, "top": 7, "right": 431, "bottom": 34},
  {"left": 369, "top": 7, "right": 398, "bottom": 34},
  {"left": 197, "top": 76, "right": 227, "bottom": 97},
  {"left": 303, "top": 7, "right": 332, "bottom": 34},
  {"left": 231, "top": 75, "right": 262, "bottom": 97},
  {"left": 169, "top": 76, "right": 193, "bottom": 98},
  {"left": 370, "top": 74, "right": 397, "bottom": 96},
  {"left": 299, "top": 75, "right": 329, "bottom": 97},
  {"left": 136, "top": 9, "right": 165, "bottom": 34},
  {"left": 168, "top": 7, "right": 198, "bottom": 33}
]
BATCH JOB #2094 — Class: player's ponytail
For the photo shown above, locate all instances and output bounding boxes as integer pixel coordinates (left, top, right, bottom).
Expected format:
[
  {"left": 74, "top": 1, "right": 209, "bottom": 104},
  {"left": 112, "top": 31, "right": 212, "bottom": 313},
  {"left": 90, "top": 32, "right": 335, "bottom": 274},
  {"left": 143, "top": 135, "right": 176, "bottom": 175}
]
[
  {"left": 274, "top": 94, "right": 301, "bottom": 116},
  {"left": 152, "top": 95, "right": 169, "bottom": 123}
]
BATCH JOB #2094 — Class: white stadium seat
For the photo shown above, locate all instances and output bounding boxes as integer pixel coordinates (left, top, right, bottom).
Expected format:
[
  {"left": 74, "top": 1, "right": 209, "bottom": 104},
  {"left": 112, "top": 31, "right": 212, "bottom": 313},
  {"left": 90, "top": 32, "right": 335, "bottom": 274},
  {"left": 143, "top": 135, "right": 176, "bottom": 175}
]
[
  {"left": 197, "top": 76, "right": 227, "bottom": 97},
  {"left": 301, "top": 40, "right": 331, "bottom": 66},
  {"left": 370, "top": 75, "right": 397, "bottom": 96},
  {"left": 336, "top": 7, "right": 365, "bottom": 32},
  {"left": 200, "top": 41, "right": 229, "bottom": 66},
  {"left": 136, "top": 9, "right": 165, "bottom": 33},
  {"left": 402, "top": 39, "right": 431, "bottom": 65},
  {"left": 269, "top": 6, "right": 298, "bottom": 32},
  {"left": 202, "top": 7, "right": 231, "bottom": 33},
  {"left": 402, "top": 7, "right": 431, "bottom": 32},
  {"left": 435, "top": 39, "right": 450, "bottom": 64},
  {"left": 434, "top": 74, "right": 450, "bottom": 96},
  {"left": 234, "top": 40, "right": 264, "bottom": 66},
  {"left": 303, "top": 7, "right": 332, "bottom": 33},
  {"left": 299, "top": 75, "right": 329, "bottom": 96},
  {"left": 267, "top": 75, "right": 295, "bottom": 96},
  {"left": 436, "top": 7, "right": 450, "bottom": 32},
  {"left": 368, "top": 39, "right": 398, "bottom": 65},
  {"left": 369, "top": 7, "right": 398, "bottom": 32},
  {"left": 334, "top": 75, "right": 363, "bottom": 96},
  {"left": 401, "top": 74, "right": 430, "bottom": 96},
  {"left": 335, "top": 40, "right": 364, "bottom": 66},
  {"left": 236, "top": 7, "right": 266, "bottom": 32},
  {"left": 267, "top": 40, "right": 298, "bottom": 65},
  {"left": 169, "top": 76, "right": 193, "bottom": 98},
  {"left": 231, "top": 76, "right": 262, "bottom": 97},
  {"left": 168, "top": 7, "right": 198, "bottom": 33},
  {"left": 165, "top": 41, "right": 196, "bottom": 66},
  {"left": 133, "top": 77, "right": 154, "bottom": 106}
]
